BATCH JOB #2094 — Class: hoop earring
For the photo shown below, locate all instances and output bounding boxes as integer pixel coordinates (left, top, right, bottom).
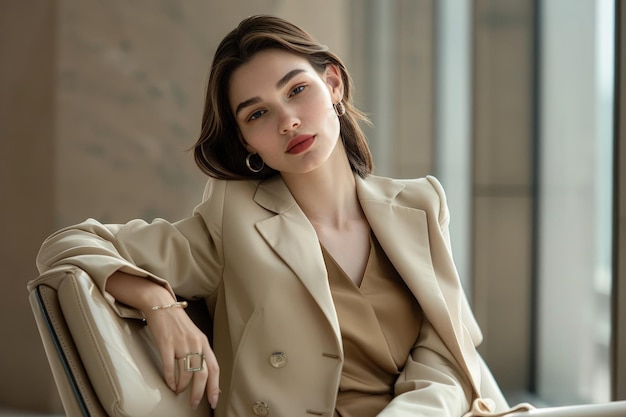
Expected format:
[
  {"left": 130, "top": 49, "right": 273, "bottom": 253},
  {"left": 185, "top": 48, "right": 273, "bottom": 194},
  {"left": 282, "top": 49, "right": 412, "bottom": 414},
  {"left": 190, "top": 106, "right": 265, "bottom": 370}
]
[
  {"left": 334, "top": 101, "right": 346, "bottom": 117},
  {"left": 246, "top": 153, "right": 264, "bottom": 173}
]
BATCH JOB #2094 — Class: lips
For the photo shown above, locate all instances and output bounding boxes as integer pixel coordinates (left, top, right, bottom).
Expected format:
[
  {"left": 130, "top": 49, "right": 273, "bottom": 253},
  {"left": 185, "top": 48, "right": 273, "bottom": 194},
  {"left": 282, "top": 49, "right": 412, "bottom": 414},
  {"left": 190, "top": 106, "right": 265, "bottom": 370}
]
[{"left": 286, "top": 134, "right": 315, "bottom": 154}]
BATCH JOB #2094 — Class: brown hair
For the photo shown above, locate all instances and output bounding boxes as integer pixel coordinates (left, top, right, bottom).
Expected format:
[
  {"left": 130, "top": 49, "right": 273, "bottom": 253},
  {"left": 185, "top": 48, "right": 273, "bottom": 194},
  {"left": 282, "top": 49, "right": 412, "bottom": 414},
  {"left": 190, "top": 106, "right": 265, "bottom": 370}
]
[{"left": 192, "top": 15, "right": 373, "bottom": 179}]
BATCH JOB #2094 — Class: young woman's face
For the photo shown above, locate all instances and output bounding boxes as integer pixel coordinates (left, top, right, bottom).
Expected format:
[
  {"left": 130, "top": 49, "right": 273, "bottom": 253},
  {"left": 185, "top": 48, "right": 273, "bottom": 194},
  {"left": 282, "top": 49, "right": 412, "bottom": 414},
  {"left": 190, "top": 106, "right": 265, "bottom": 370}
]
[{"left": 229, "top": 49, "right": 343, "bottom": 175}]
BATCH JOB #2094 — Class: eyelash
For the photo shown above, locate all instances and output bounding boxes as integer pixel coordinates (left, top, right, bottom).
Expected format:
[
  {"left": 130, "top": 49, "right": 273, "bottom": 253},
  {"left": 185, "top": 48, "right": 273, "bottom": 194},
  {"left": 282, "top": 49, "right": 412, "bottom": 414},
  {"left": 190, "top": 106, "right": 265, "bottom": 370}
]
[
  {"left": 248, "top": 110, "right": 266, "bottom": 121},
  {"left": 290, "top": 85, "right": 306, "bottom": 96},
  {"left": 246, "top": 84, "right": 307, "bottom": 122}
]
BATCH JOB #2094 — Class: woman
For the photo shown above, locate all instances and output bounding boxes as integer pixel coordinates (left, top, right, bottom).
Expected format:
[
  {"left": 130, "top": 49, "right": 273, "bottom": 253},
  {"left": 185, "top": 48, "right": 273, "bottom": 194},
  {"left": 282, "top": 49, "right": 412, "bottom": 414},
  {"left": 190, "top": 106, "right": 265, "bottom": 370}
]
[{"left": 36, "top": 15, "right": 531, "bottom": 417}]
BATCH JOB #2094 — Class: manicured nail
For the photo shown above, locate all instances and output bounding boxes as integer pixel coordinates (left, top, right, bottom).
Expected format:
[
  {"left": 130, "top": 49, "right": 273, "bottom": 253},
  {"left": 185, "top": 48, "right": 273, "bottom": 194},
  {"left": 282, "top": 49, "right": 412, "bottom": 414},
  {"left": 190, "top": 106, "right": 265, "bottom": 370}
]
[
  {"left": 210, "top": 395, "right": 219, "bottom": 409},
  {"left": 192, "top": 400, "right": 200, "bottom": 410}
]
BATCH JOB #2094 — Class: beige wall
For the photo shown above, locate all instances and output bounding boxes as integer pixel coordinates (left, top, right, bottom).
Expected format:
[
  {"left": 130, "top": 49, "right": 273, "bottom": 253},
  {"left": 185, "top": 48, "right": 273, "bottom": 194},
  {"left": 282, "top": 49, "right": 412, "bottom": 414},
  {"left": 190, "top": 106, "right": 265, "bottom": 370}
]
[
  {"left": 1, "top": 1, "right": 60, "bottom": 412},
  {"left": 0, "top": 0, "right": 349, "bottom": 412}
]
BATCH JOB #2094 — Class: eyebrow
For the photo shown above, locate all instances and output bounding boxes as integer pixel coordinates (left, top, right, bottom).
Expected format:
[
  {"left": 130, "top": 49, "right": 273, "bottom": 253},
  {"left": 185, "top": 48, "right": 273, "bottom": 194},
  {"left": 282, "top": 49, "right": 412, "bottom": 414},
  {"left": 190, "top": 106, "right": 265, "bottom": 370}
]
[{"left": 234, "top": 68, "right": 307, "bottom": 117}]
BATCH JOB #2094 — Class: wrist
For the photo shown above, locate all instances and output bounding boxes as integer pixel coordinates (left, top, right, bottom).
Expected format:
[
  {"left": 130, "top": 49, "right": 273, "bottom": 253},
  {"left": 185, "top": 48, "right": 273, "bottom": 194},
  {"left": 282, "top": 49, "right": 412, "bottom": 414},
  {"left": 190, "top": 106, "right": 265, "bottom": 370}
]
[
  {"left": 149, "top": 300, "right": 188, "bottom": 311},
  {"left": 136, "top": 286, "right": 177, "bottom": 314},
  {"left": 106, "top": 270, "right": 176, "bottom": 313}
]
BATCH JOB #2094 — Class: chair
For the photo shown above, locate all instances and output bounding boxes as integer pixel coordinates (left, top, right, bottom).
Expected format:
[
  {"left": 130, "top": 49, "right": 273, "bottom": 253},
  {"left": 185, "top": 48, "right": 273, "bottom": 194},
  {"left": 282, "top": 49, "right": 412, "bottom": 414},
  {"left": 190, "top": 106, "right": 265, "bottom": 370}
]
[
  {"left": 28, "top": 265, "right": 626, "bottom": 417},
  {"left": 27, "top": 266, "right": 211, "bottom": 417}
]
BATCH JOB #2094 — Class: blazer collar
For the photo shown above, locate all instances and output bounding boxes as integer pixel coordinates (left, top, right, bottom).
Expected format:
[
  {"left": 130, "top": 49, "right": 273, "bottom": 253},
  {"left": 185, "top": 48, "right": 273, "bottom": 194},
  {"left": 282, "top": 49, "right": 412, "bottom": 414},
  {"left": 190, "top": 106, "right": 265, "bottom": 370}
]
[
  {"left": 252, "top": 173, "right": 406, "bottom": 211},
  {"left": 253, "top": 175, "right": 297, "bottom": 214}
]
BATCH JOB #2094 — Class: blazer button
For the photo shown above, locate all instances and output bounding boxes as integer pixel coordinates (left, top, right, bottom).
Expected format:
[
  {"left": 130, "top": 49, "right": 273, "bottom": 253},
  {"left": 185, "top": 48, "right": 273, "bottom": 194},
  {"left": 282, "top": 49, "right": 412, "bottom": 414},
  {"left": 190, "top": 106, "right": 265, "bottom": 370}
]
[
  {"left": 269, "top": 352, "right": 288, "bottom": 368},
  {"left": 252, "top": 401, "right": 270, "bottom": 416}
]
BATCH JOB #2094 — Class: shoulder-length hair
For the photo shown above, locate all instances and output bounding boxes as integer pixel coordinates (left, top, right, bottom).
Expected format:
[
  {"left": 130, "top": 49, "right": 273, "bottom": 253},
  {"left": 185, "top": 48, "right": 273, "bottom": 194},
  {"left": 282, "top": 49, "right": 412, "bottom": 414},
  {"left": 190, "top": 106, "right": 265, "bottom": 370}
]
[{"left": 192, "top": 15, "right": 373, "bottom": 180}]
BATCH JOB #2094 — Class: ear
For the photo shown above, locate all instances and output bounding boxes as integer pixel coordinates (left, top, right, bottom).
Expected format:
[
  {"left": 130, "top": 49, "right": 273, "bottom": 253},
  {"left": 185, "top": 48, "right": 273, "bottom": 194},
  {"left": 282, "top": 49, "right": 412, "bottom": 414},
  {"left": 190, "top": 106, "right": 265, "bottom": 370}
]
[{"left": 323, "top": 64, "right": 344, "bottom": 103}]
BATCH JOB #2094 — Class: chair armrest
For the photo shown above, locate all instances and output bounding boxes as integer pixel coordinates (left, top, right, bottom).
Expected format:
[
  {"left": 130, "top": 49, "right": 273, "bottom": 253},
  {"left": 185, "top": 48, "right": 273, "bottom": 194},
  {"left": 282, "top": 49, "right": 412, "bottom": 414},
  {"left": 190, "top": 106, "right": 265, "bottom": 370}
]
[{"left": 28, "top": 266, "right": 212, "bottom": 417}]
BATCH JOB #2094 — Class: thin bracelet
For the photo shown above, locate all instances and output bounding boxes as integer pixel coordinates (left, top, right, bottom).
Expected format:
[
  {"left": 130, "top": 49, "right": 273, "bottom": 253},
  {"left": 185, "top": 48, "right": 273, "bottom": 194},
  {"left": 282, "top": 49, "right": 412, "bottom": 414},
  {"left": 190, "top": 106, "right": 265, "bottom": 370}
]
[{"left": 150, "top": 301, "right": 188, "bottom": 311}]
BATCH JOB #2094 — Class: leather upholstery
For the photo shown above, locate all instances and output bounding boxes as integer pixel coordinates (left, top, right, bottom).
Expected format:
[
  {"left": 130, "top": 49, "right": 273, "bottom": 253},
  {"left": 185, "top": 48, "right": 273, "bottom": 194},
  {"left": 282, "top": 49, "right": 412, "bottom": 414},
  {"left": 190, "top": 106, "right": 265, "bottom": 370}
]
[{"left": 28, "top": 266, "right": 210, "bottom": 417}]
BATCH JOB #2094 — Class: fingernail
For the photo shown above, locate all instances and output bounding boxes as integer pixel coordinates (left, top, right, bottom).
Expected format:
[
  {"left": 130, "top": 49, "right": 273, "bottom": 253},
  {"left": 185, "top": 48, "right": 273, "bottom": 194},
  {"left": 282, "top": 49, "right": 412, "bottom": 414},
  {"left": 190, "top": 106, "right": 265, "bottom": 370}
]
[
  {"left": 191, "top": 400, "right": 200, "bottom": 410},
  {"left": 168, "top": 383, "right": 176, "bottom": 392},
  {"left": 210, "top": 395, "right": 218, "bottom": 409}
]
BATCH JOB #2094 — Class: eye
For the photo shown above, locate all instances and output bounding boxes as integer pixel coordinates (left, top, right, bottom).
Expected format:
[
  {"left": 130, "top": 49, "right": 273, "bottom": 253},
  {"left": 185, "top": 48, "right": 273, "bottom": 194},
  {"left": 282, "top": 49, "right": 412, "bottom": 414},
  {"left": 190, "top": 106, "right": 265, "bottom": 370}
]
[
  {"left": 248, "top": 109, "right": 266, "bottom": 121},
  {"left": 289, "top": 85, "right": 306, "bottom": 97}
]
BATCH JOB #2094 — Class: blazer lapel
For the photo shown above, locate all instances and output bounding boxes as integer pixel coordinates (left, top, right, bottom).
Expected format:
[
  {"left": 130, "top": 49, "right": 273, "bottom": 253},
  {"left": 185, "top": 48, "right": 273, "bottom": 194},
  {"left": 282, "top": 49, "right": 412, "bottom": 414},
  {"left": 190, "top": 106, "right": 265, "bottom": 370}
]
[
  {"left": 252, "top": 176, "right": 342, "bottom": 345},
  {"left": 356, "top": 176, "right": 482, "bottom": 391},
  {"left": 355, "top": 176, "right": 452, "bottom": 332}
]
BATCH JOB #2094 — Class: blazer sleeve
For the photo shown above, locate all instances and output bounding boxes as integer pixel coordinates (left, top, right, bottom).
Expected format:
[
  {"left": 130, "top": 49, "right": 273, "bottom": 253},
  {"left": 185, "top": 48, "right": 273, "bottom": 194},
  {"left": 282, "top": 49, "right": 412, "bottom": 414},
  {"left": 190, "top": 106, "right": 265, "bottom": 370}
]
[
  {"left": 378, "top": 316, "right": 473, "bottom": 416},
  {"left": 35, "top": 180, "right": 226, "bottom": 319}
]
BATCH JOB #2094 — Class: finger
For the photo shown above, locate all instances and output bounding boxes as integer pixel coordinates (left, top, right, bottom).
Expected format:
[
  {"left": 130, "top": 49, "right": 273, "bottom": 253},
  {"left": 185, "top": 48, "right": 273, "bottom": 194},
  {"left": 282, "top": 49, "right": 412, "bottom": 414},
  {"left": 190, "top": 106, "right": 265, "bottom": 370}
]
[
  {"left": 176, "top": 354, "right": 194, "bottom": 394},
  {"left": 160, "top": 345, "right": 177, "bottom": 392},
  {"left": 189, "top": 364, "right": 208, "bottom": 410},
  {"left": 204, "top": 349, "right": 220, "bottom": 409}
]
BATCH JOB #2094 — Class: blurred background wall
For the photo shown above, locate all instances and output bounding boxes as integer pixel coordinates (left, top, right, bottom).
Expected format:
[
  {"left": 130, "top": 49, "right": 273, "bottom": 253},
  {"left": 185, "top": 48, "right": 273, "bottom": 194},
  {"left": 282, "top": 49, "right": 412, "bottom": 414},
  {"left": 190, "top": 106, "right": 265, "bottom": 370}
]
[{"left": 1, "top": 0, "right": 624, "bottom": 414}]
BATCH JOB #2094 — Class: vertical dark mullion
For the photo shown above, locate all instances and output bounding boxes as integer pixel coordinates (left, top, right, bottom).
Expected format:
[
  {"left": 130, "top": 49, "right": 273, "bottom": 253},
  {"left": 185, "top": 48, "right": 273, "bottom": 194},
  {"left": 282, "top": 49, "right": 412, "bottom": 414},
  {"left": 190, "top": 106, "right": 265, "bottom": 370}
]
[
  {"left": 612, "top": 0, "right": 626, "bottom": 402},
  {"left": 528, "top": 0, "right": 542, "bottom": 397}
]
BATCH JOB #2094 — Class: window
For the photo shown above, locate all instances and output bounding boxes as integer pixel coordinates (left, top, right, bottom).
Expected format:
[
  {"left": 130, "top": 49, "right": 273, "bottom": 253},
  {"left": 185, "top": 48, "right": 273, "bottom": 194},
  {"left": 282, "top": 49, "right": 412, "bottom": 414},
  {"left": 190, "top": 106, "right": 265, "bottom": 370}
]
[{"left": 535, "top": 0, "right": 614, "bottom": 405}]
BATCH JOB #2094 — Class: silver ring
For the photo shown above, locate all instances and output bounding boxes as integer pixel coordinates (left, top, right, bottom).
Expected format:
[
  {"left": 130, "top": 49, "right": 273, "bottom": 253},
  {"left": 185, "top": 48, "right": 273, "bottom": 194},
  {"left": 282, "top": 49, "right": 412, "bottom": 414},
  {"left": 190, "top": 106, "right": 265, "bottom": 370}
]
[{"left": 178, "top": 352, "right": 204, "bottom": 372}]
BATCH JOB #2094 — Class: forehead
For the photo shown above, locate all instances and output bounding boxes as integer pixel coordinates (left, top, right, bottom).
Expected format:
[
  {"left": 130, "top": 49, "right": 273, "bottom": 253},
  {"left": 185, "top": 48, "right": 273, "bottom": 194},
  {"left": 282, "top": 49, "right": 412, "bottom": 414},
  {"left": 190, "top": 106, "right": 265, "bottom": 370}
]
[{"left": 228, "top": 50, "right": 317, "bottom": 103}]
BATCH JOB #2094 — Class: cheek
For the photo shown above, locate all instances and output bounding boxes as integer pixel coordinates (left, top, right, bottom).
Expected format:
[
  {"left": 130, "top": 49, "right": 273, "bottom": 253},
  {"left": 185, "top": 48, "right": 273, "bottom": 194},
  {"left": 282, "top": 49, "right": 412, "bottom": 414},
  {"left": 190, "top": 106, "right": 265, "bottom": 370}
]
[
  {"left": 239, "top": 124, "right": 272, "bottom": 152},
  {"left": 322, "top": 102, "right": 340, "bottom": 131},
  {"left": 309, "top": 98, "right": 335, "bottom": 128}
]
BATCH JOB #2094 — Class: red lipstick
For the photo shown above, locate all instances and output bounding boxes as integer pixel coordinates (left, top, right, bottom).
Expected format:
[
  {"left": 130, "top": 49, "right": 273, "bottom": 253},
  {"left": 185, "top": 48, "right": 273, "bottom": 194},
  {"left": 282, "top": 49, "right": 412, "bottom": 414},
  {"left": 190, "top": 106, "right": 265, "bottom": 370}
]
[{"left": 286, "top": 134, "right": 315, "bottom": 154}]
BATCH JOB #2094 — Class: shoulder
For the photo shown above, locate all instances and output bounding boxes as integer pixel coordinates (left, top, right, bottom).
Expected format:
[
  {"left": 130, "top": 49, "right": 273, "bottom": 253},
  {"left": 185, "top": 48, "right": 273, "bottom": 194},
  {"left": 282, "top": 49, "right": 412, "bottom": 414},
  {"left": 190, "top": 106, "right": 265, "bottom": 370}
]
[
  {"left": 192, "top": 178, "right": 265, "bottom": 226},
  {"left": 201, "top": 177, "right": 262, "bottom": 202},
  {"left": 361, "top": 174, "right": 448, "bottom": 215},
  {"left": 397, "top": 175, "right": 446, "bottom": 200}
]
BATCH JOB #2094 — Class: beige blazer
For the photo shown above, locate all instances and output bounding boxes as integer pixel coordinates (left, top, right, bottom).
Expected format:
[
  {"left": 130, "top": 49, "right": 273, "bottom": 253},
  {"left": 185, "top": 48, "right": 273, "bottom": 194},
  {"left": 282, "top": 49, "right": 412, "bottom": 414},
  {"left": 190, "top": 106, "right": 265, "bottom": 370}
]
[{"left": 36, "top": 174, "right": 517, "bottom": 416}]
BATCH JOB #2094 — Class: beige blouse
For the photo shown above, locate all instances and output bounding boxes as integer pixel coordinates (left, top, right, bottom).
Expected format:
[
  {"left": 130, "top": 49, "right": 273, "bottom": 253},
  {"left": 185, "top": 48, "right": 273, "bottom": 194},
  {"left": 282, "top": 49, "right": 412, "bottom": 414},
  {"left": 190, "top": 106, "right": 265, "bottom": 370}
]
[{"left": 321, "top": 233, "right": 423, "bottom": 417}]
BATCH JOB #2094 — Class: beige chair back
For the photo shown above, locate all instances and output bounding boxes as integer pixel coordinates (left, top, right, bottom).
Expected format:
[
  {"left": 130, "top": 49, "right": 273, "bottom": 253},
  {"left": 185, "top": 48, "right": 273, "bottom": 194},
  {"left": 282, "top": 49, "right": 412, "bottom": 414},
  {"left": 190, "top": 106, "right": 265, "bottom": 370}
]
[{"left": 28, "top": 266, "right": 211, "bottom": 417}]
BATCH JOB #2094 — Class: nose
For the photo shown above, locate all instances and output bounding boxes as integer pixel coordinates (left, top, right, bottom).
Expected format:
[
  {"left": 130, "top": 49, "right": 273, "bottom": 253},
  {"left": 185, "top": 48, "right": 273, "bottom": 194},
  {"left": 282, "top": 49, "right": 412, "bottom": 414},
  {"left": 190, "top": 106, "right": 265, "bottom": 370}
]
[{"left": 278, "top": 106, "right": 301, "bottom": 134}]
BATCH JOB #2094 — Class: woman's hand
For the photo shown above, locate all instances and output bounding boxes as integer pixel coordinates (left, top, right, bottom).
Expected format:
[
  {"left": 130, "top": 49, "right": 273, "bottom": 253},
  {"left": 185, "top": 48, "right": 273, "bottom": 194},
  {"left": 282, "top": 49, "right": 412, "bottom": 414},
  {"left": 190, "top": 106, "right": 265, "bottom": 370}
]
[
  {"left": 106, "top": 271, "right": 220, "bottom": 410},
  {"left": 144, "top": 305, "right": 220, "bottom": 410}
]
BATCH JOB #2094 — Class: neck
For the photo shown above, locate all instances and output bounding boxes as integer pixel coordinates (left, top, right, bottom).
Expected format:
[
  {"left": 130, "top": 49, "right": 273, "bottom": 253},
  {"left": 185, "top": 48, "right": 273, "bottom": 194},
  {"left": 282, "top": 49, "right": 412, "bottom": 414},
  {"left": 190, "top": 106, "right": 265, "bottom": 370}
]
[{"left": 281, "top": 143, "right": 363, "bottom": 229}]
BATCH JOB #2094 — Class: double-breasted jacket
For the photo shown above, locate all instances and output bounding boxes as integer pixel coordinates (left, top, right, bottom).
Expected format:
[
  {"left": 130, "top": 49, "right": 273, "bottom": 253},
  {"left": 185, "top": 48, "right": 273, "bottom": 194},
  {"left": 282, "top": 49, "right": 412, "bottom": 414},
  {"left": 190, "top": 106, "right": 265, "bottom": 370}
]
[{"left": 37, "top": 174, "right": 515, "bottom": 416}]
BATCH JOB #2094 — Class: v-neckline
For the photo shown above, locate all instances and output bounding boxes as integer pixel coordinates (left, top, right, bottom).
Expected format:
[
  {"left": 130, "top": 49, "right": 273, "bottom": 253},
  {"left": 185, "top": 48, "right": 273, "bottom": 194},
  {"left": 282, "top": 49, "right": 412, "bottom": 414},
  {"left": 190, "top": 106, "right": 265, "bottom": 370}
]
[{"left": 320, "top": 233, "right": 375, "bottom": 289}]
